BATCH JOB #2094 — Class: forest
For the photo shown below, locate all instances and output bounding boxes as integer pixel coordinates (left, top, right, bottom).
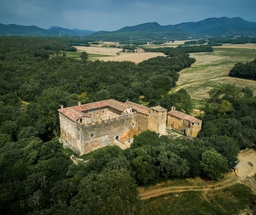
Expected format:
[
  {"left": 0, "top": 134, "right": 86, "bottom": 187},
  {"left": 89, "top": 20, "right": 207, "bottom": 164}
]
[
  {"left": 0, "top": 37, "right": 256, "bottom": 214},
  {"left": 229, "top": 58, "right": 256, "bottom": 80}
]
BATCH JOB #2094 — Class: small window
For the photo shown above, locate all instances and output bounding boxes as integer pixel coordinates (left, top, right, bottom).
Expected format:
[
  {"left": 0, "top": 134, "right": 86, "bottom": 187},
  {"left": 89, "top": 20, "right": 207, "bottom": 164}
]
[{"left": 90, "top": 133, "right": 94, "bottom": 138}]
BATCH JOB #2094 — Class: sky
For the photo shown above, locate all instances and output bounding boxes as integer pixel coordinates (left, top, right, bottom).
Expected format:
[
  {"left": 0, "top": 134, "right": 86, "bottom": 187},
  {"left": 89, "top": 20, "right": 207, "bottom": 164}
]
[{"left": 0, "top": 0, "right": 256, "bottom": 31}]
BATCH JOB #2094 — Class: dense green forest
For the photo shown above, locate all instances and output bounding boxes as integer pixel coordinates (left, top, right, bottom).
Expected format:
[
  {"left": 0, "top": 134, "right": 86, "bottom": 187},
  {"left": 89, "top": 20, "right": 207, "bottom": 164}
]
[
  {"left": 1, "top": 37, "right": 256, "bottom": 214},
  {"left": 208, "top": 36, "right": 256, "bottom": 46},
  {"left": 0, "top": 37, "right": 199, "bottom": 141},
  {"left": 229, "top": 58, "right": 256, "bottom": 80}
]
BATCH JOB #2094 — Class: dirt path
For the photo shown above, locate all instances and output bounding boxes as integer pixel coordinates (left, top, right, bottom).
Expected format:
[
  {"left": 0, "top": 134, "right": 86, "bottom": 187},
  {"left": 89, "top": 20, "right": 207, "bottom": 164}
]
[{"left": 139, "top": 149, "right": 256, "bottom": 200}]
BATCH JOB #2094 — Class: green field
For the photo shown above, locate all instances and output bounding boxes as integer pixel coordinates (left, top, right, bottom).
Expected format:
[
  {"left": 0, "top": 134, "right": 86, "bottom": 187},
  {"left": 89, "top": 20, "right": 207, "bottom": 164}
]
[
  {"left": 175, "top": 45, "right": 256, "bottom": 101},
  {"left": 65, "top": 51, "right": 109, "bottom": 60},
  {"left": 141, "top": 184, "right": 255, "bottom": 215}
]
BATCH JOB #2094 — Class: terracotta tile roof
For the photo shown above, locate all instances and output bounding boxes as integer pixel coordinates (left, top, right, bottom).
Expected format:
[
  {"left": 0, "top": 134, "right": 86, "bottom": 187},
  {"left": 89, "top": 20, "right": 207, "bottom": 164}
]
[
  {"left": 125, "top": 101, "right": 150, "bottom": 115},
  {"left": 109, "top": 99, "right": 130, "bottom": 112},
  {"left": 72, "top": 100, "right": 111, "bottom": 112},
  {"left": 58, "top": 99, "right": 131, "bottom": 122},
  {"left": 151, "top": 106, "right": 167, "bottom": 112},
  {"left": 58, "top": 107, "right": 84, "bottom": 121},
  {"left": 168, "top": 110, "right": 202, "bottom": 124}
]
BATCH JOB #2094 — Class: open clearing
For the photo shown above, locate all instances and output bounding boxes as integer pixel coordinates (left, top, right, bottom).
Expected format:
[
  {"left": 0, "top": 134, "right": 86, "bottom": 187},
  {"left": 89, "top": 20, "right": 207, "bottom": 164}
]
[
  {"left": 139, "top": 149, "right": 256, "bottom": 200},
  {"left": 75, "top": 46, "right": 165, "bottom": 63},
  {"left": 175, "top": 44, "right": 256, "bottom": 100}
]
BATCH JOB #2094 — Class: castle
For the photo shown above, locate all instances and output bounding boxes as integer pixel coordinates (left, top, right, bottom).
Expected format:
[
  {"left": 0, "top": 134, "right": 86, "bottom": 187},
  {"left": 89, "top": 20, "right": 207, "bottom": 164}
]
[{"left": 58, "top": 99, "right": 202, "bottom": 155}]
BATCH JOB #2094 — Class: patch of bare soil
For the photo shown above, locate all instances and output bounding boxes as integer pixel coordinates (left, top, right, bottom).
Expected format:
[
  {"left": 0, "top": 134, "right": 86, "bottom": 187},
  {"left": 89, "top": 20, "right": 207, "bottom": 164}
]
[{"left": 139, "top": 149, "right": 256, "bottom": 200}]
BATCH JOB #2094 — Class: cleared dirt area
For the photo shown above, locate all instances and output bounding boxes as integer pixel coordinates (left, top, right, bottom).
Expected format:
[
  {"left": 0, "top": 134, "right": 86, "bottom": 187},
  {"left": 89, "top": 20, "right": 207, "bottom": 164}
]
[
  {"left": 238, "top": 149, "right": 256, "bottom": 180},
  {"left": 139, "top": 149, "right": 256, "bottom": 200}
]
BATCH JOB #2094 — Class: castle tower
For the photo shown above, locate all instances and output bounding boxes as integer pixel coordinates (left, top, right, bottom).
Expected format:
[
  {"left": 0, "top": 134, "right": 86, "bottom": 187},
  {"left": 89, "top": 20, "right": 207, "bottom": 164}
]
[{"left": 148, "top": 106, "right": 167, "bottom": 135}]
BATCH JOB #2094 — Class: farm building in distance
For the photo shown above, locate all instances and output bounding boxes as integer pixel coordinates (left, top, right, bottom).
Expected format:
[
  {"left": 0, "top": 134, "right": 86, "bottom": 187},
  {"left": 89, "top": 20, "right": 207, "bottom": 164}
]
[{"left": 58, "top": 99, "right": 202, "bottom": 155}]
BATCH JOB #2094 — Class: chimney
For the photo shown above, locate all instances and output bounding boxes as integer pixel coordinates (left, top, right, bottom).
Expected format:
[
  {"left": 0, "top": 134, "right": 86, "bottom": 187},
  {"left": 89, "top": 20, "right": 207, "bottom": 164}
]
[
  {"left": 60, "top": 105, "right": 64, "bottom": 109},
  {"left": 171, "top": 106, "right": 176, "bottom": 111},
  {"left": 78, "top": 101, "right": 81, "bottom": 106}
]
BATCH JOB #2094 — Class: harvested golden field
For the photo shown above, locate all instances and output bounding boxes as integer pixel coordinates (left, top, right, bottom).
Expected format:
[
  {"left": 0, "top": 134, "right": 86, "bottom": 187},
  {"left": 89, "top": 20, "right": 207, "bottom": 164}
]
[
  {"left": 175, "top": 44, "right": 256, "bottom": 100},
  {"left": 75, "top": 46, "right": 165, "bottom": 63},
  {"left": 98, "top": 52, "right": 165, "bottom": 63},
  {"left": 75, "top": 46, "right": 123, "bottom": 55}
]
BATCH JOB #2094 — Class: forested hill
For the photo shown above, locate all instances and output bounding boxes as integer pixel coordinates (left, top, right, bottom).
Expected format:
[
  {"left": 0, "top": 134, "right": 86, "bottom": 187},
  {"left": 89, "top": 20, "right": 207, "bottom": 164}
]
[
  {"left": 86, "top": 17, "right": 256, "bottom": 42},
  {"left": 0, "top": 23, "right": 94, "bottom": 36},
  {"left": 1, "top": 17, "right": 256, "bottom": 40}
]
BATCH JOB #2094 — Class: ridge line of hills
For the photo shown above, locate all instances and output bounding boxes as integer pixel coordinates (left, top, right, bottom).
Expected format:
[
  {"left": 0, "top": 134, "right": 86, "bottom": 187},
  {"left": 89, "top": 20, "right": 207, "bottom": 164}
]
[{"left": 1, "top": 17, "right": 256, "bottom": 40}]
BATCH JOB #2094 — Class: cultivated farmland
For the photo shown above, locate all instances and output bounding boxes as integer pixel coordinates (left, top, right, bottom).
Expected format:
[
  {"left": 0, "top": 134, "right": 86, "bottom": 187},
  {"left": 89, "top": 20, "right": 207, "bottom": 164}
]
[
  {"left": 75, "top": 45, "right": 165, "bottom": 63},
  {"left": 76, "top": 43, "right": 256, "bottom": 100},
  {"left": 175, "top": 44, "right": 256, "bottom": 100}
]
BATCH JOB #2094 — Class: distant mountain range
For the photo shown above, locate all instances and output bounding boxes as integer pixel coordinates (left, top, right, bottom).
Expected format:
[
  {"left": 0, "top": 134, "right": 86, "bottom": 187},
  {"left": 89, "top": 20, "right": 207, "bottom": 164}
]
[
  {"left": 0, "top": 24, "right": 94, "bottom": 37},
  {"left": 1, "top": 17, "right": 256, "bottom": 41}
]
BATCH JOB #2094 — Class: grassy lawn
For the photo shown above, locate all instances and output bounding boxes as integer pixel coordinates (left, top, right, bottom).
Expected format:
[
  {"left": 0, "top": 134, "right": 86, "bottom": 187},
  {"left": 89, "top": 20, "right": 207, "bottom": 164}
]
[
  {"left": 175, "top": 45, "right": 256, "bottom": 101},
  {"left": 141, "top": 184, "right": 255, "bottom": 215}
]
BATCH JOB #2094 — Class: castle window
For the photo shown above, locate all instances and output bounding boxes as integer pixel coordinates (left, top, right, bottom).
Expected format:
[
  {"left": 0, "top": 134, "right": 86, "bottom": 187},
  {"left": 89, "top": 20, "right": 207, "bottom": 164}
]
[
  {"left": 90, "top": 133, "right": 94, "bottom": 138},
  {"left": 79, "top": 119, "right": 82, "bottom": 123}
]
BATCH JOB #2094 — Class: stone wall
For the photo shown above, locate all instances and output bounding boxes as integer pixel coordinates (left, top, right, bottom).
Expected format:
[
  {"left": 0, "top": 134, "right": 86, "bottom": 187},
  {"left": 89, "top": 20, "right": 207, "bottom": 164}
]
[
  {"left": 148, "top": 110, "right": 167, "bottom": 135},
  {"left": 136, "top": 114, "right": 149, "bottom": 134},
  {"left": 82, "top": 107, "right": 121, "bottom": 122},
  {"left": 186, "top": 123, "right": 202, "bottom": 138},
  {"left": 79, "top": 113, "right": 138, "bottom": 154},
  {"left": 167, "top": 115, "right": 201, "bottom": 138},
  {"left": 167, "top": 115, "right": 183, "bottom": 130},
  {"left": 59, "top": 113, "right": 81, "bottom": 154}
]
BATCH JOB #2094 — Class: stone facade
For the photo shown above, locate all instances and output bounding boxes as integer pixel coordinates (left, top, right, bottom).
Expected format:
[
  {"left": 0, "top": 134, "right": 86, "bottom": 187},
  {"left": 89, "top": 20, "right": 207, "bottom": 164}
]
[
  {"left": 58, "top": 100, "right": 201, "bottom": 155},
  {"left": 167, "top": 106, "right": 202, "bottom": 138}
]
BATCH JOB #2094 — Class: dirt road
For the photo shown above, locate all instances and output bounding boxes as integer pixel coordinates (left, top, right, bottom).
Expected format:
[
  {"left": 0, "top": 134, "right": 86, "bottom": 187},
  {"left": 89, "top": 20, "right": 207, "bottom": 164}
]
[{"left": 139, "top": 149, "right": 256, "bottom": 200}]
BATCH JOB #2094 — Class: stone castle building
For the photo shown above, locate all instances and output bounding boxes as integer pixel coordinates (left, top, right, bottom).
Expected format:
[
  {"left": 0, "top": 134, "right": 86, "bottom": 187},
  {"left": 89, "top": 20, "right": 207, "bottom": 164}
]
[{"left": 58, "top": 99, "right": 202, "bottom": 155}]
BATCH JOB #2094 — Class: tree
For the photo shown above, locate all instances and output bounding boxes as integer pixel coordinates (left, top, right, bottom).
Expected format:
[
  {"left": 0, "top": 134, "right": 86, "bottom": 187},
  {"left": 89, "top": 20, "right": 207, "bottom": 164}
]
[
  {"left": 69, "top": 168, "right": 141, "bottom": 215},
  {"left": 203, "top": 135, "right": 239, "bottom": 167},
  {"left": 201, "top": 149, "right": 229, "bottom": 180},
  {"left": 80, "top": 51, "right": 88, "bottom": 64}
]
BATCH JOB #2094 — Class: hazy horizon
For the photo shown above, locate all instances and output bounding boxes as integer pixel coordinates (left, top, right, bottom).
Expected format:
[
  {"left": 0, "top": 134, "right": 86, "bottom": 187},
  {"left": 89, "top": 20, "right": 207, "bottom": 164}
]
[{"left": 0, "top": 0, "right": 255, "bottom": 31}]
